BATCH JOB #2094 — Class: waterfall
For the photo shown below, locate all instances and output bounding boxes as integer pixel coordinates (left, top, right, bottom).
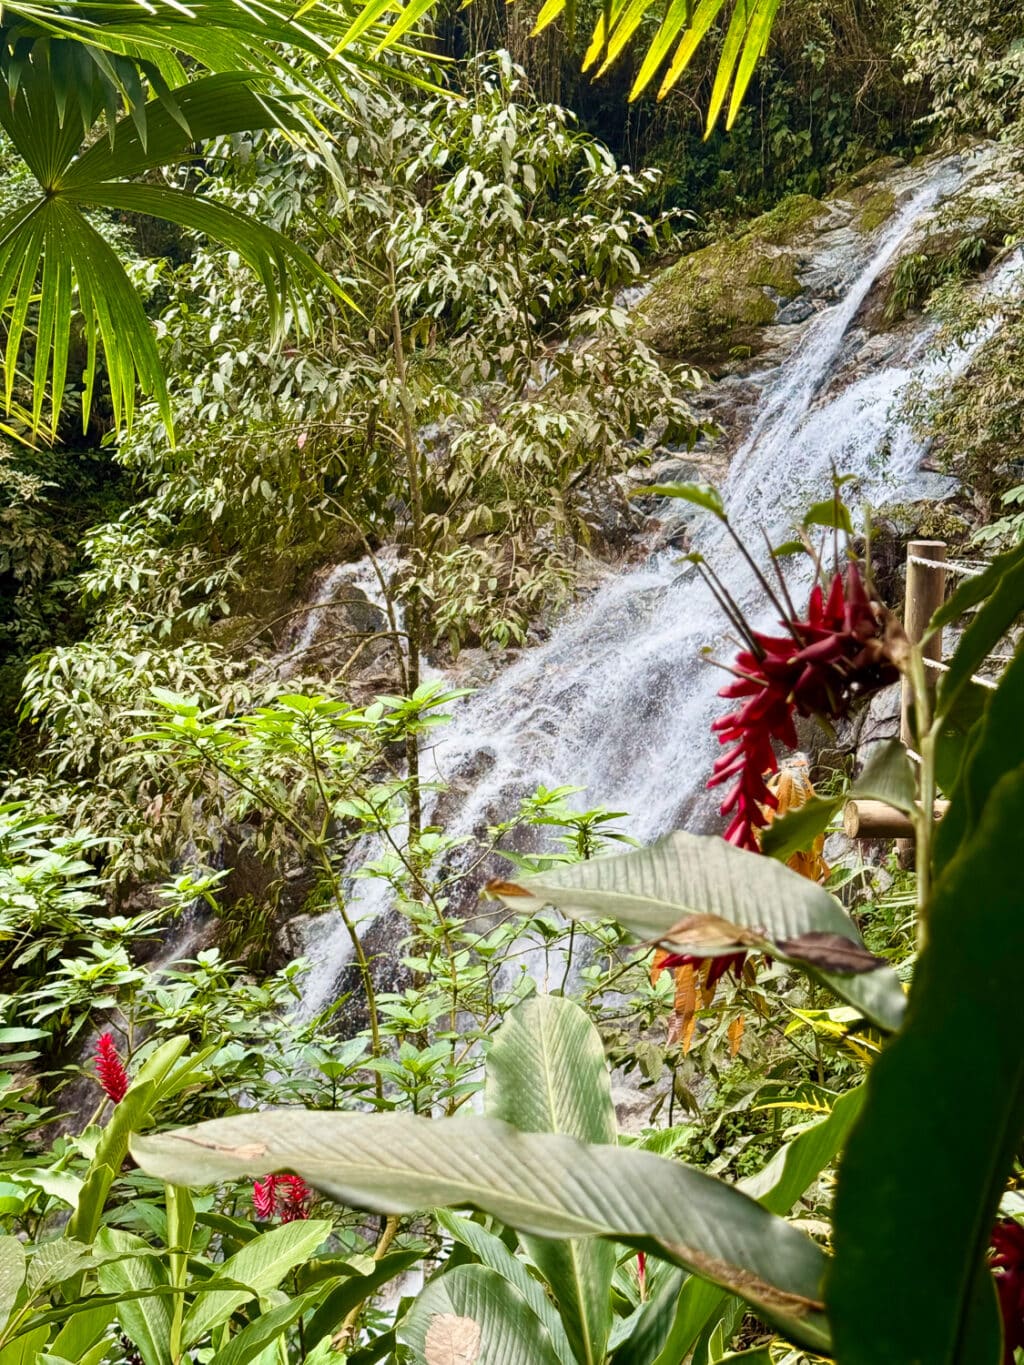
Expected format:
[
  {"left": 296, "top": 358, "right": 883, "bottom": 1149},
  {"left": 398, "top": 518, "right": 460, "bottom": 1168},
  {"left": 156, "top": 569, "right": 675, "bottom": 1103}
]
[{"left": 298, "top": 153, "right": 1023, "bottom": 1015}]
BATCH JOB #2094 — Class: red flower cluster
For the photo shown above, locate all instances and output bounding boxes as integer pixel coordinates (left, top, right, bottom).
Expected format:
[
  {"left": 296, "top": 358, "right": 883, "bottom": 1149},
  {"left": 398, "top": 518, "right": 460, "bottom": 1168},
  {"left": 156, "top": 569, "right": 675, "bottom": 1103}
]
[
  {"left": 94, "top": 1034, "right": 129, "bottom": 1104},
  {"left": 657, "top": 949, "right": 748, "bottom": 988},
  {"left": 991, "top": 1219, "right": 1024, "bottom": 1364},
  {"left": 709, "top": 563, "right": 896, "bottom": 851},
  {"left": 252, "top": 1174, "right": 313, "bottom": 1223}
]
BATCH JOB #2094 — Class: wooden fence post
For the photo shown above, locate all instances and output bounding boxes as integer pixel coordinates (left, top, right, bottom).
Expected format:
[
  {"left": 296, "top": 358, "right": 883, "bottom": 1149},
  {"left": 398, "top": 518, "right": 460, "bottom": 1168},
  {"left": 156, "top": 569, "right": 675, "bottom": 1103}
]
[{"left": 900, "top": 540, "right": 948, "bottom": 746}]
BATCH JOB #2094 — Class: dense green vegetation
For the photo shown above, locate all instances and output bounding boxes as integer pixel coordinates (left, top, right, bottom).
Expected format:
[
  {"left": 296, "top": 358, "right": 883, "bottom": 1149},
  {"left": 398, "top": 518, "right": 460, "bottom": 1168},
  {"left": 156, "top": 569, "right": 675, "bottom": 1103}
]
[{"left": 2, "top": 0, "right": 1024, "bottom": 1363}]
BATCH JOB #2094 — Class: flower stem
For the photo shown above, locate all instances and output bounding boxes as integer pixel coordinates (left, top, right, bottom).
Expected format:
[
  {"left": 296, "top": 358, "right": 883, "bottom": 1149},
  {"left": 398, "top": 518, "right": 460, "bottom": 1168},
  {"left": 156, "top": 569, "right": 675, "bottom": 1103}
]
[{"left": 907, "top": 643, "right": 937, "bottom": 948}]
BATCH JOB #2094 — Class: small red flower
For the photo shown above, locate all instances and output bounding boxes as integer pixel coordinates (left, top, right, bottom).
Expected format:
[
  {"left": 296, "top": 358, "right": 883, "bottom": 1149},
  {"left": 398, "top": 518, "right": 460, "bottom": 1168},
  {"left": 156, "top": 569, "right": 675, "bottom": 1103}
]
[
  {"left": 656, "top": 949, "right": 748, "bottom": 988},
  {"left": 252, "top": 1173, "right": 313, "bottom": 1222},
  {"left": 708, "top": 563, "right": 897, "bottom": 851},
  {"left": 94, "top": 1034, "right": 129, "bottom": 1104},
  {"left": 991, "top": 1219, "right": 1024, "bottom": 1364},
  {"left": 252, "top": 1178, "right": 277, "bottom": 1220}
]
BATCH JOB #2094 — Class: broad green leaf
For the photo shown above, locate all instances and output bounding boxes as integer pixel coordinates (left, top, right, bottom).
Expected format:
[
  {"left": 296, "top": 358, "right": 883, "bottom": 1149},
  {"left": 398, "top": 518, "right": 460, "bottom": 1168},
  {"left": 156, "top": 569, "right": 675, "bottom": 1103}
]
[
  {"left": 935, "top": 642, "right": 1024, "bottom": 875},
  {"left": 828, "top": 763, "right": 1024, "bottom": 1365},
  {"left": 0, "top": 1325, "right": 48, "bottom": 1363},
  {"left": 95, "top": 1228, "right": 172, "bottom": 1365},
  {"left": 132, "top": 1110, "right": 832, "bottom": 1350},
  {"left": 0, "top": 1238, "right": 25, "bottom": 1334},
  {"left": 629, "top": 482, "right": 725, "bottom": 519},
  {"left": 435, "top": 1214, "right": 575, "bottom": 1365},
  {"left": 738, "top": 1085, "right": 864, "bottom": 1215},
  {"left": 26, "top": 1240, "right": 93, "bottom": 1295},
  {"left": 488, "top": 831, "right": 905, "bottom": 1032},
  {"left": 301, "top": 1251, "right": 423, "bottom": 1346},
  {"left": 802, "top": 497, "right": 853, "bottom": 535},
  {"left": 399, "top": 1264, "right": 564, "bottom": 1365},
  {"left": 928, "top": 540, "right": 1024, "bottom": 633},
  {"left": 759, "top": 797, "right": 839, "bottom": 861},
  {"left": 934, "top": 679, "right": 990, "bottom": 797},
  {"left": 210, "top": 1287, "right": 325, "bottom": 1365},
  {"left": 609, "top": 1265, "right": 688, "bottom": 1365},
  {"left": 650, "top": 1276, "right": 729, "bottom": 1365},
  {"left": 485, "top": 996, "right": 616, "bottom": 1365},
  {"left": 615, "top": 1086, "right": 865, "bottom": 1365},
  {"left": 181, "top": 1219, "right": 332, "bottom": 1346},
  {"left": 761, "top": 740, "right": 916, "bottom": 860},
  {"left": 935, "top": 547, "right": 1024, "bottom": 721},
  {"left": 49, "top": 1303, "right": 117, "bottom": 1363}
]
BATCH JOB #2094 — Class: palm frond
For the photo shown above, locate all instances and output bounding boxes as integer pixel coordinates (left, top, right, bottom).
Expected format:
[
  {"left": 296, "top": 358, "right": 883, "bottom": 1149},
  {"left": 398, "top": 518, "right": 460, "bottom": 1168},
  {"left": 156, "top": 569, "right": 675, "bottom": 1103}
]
[
  {"left": 535, "top": 0, "right": 778, "bottom": 131},
  {"left": 0, "top": 71, "right": 348, "bottom": 441}
]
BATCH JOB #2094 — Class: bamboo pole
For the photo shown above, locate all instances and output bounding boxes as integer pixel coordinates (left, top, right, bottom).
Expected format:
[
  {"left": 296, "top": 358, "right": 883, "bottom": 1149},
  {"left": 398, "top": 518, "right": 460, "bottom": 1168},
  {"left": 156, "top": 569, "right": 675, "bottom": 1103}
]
[{"left": 844, "top": 799, "right": 949, "bottom": 840}]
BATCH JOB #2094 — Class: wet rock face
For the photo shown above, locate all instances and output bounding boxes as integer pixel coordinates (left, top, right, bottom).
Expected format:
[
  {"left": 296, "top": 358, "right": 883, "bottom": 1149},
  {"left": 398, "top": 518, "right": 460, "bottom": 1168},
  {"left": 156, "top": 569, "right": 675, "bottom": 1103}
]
[
  {"left": 634, "top": 142, "right": 1024, "bottom": 375},
  {"left": 633, "top": 194, "right": 827, "bottom": 368},
  {"left": 274, "top": 564, "right": 398, "bottom": 694}
]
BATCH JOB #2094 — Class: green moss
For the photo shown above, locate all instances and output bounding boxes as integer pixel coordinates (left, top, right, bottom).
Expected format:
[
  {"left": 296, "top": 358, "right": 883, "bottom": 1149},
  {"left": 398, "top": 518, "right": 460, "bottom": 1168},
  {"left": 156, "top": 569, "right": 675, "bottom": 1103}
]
[
  {"left": 740, "top": 193, "right": 827, "bottom": 247},
  {"left": 879, "top": 500, "right": 972, "bottom": 545},
  {"left": 856, "top": 189, "right": 898, "bottom": 233},
  {"left": 635, "top": 195, "right": 824, "bottom": 366}
]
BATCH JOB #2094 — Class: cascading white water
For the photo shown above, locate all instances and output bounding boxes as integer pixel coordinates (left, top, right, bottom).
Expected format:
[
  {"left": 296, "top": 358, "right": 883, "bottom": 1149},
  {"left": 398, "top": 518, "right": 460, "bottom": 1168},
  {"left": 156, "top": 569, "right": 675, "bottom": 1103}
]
[{"left": 298, "top": 152, "right": 1024, "bottom": 1014}]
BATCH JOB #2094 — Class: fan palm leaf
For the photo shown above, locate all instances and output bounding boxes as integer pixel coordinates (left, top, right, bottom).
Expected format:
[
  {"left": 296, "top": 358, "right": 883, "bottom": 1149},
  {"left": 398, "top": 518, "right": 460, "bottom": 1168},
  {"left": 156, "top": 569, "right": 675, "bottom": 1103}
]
[
  {"left": 0, "top": 0, "right": 435, "bottom": 442},
  {"left": 0, "top": 58, "right": 353, "bottom": 440}
]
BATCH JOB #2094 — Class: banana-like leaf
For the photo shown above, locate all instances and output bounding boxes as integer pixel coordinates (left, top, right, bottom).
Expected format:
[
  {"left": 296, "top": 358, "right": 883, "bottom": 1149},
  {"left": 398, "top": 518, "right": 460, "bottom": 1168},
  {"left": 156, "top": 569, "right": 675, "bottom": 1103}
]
[
  {"left": 0, "top": 1237, "right": 26, "bottom": 1335},
  {"left": 398, "top": 1264, "right": 565, "bottom": 1365},
  {"left": 95, "top": 1228, "right": 172, "bottom": 1365},
  {"left": 935, "top": 542, "right": 1024, "bottom": 722},
  {"left": 609, "top": 1265, "right": 689, "bottom": 1365},
  {"left": 487, "top": 831, "right": 906, "bottom": 1032},
  {"left": 301, "top": 1250, "right": 423, "bottom": 1347},
  {"left": 209, "top": 1287, "right": 328, "bottom": 1365},
  {"left": 935, "top": 643, "right": 1024, "bottom": 875},
  {"left": 131, "top": 1110, "right": 832, "bottom": 1350},
  {"left": 485, "top": 996, "right": 616, "bottom": 1365},
  {"left": 181, "top": 1219, "right": 332, "bottom": 1346},
  {"left": 828, "top": 763, "right": 1024, "bottom": 1364},
  {"left": 435, "top": 1213, "right": 576, "bottom": 1365}
]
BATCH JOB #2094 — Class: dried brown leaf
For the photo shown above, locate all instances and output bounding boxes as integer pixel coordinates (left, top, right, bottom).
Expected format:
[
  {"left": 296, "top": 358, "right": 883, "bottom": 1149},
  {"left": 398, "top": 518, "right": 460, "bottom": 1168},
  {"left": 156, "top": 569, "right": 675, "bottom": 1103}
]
[
  {"left": 777, "top": 932, "right": 886, "bottom": 975},
  {"left": 424, "top": 1313, "right": 481, "bottom": 1365}
]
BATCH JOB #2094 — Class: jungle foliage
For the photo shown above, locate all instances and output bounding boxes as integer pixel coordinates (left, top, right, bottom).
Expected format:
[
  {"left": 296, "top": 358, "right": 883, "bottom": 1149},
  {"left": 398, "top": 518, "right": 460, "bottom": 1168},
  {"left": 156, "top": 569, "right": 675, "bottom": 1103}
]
[{"left": 2, "top": 1, "right": 1024, "bottom": 1364}]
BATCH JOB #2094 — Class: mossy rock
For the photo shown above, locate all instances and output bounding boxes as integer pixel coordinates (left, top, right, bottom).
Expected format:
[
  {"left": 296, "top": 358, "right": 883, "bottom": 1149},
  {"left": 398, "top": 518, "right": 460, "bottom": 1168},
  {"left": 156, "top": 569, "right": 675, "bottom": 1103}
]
[
  {"left": 855, "top": 188, "right": 898, "bottom": 233},
  {"left": 635, "top": 194, "right": 826, "bottom": 366},
  {"left": 830, "top": 155, "right": 907, "bottom": 193}
]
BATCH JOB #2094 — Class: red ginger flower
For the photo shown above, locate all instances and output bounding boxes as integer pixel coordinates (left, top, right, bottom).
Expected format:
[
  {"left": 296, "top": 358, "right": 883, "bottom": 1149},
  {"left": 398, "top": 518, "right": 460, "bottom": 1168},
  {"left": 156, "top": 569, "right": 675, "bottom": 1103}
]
[
  {"left": 94, "top": 1033, "right": 129, "bottom": 1104},
  {"left": 252, "top": 1173, "right": 313, "bottom": 1223},
  {"left": 656, "top": 948, "right": 747, "bottom": 988},
  {"left": 708, "top": 563, "right": 897, "bottom": 851},
  {"left": 991, "top": 1219, "right": 1024, "bottom": 1364}
]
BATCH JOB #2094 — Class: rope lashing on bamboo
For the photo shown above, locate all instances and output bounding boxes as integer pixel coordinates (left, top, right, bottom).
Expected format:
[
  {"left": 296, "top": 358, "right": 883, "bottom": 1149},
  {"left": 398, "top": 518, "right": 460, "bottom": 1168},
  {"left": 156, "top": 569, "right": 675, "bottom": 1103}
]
[
  {"left": 906, "top": 553, "right": 983, "bottom": 577},
  {"left": 922, "top": 656, "right": 1000, "bottom": 690}
]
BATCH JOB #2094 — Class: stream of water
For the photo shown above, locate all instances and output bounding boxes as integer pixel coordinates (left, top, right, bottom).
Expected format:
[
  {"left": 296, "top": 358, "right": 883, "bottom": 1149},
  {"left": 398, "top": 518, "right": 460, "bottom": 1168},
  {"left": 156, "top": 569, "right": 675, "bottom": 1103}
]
[{"left": 298, "top": 153, "right": 1023, "bottom": 1014}]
